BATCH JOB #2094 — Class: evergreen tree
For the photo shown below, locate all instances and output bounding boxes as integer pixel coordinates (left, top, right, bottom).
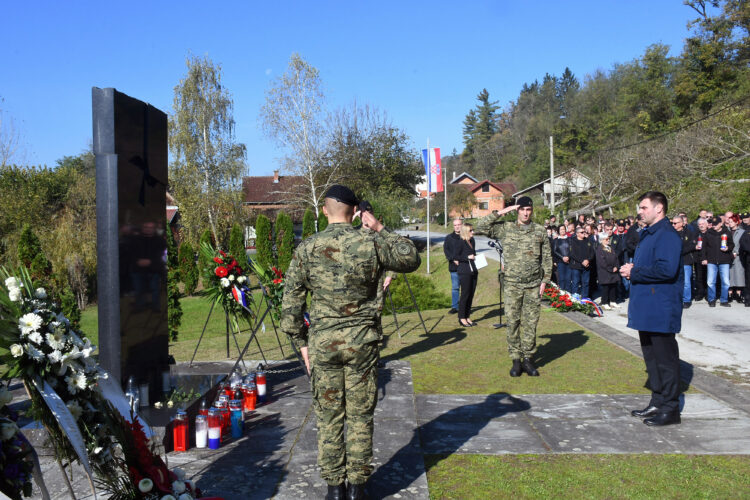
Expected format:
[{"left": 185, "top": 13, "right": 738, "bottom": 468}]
[
  {"left": 179, "top": 241, "right": 198, "bottom": 295},
  {"left": 275, "top": 211, "right": 294, "bottom": 272},
  {"left": 474, "top": 88, "right": 499, "bottom": 143},
  {"left": 302, "top": 208, "right": 316, "bottom": 239},
  {"left": 229, "top": 223, "right": 246, "bottom": 266},
  {"left": 255, "top": 214, "right": 273, "bottom": 269},
  {"left": 317, "top": 212, "right": 328, "bottom": 232},
  {"left": 60, "top": 282, "right": 81, "bottom": 331},
  {"left": 167, "top": 264, "right": 183, "bottom": 341},
  {"left": 166, "top": 225, "right": 179, "bottom": 279},
  {"left": 17, "top": 224, "right": 51, "bottom": 280},
  {"left": 198, "top": 229, "right": 213, "bottom": 283}
]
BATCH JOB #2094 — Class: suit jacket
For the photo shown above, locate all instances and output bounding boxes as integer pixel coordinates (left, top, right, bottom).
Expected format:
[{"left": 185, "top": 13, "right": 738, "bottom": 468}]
[
  {"left": 443, "top": 232, "right": 462, "bottom": 272},
  {"left": 455, "top": 238, "right": 478, "bottom": 275}
]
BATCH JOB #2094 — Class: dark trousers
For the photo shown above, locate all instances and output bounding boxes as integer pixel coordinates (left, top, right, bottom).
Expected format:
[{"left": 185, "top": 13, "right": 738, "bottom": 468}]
[
  {"left": 694, "top": 263, "right": 707, "bottom": 300},
  {"left": 599, "top": 283, "right": 617, "bottom": 306},
  {"left": 745, "top": 259, "right": 750, "bottom": 305},
  {"left": 458, "top": 273, "right": 477, "bottom": 320},
  {"left": 639, "top": 331, "right": 681, "bottom": 413}
]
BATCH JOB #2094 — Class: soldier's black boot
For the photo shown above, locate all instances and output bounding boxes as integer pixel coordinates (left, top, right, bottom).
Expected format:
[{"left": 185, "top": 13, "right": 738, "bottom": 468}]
[
  {"left": 326, "top": 483, "right": 346, "bottom": 500},
  {"left": 522, "top": 358, "right": 539, "bottom": 376},
  {"left": 347, "top": 482, "right": 369, "bottom": 500},
  {"left": 509, "top": 359, "right": 522, "bottom": 377}
]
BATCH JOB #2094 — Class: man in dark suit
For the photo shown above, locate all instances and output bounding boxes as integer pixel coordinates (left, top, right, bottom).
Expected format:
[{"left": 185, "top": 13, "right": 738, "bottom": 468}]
[
  {"left": 443, "top": 219, "right": 463, "bottom": 314},
  {"left": 620, "top": 191, "right": 683, "bottom": 426}
]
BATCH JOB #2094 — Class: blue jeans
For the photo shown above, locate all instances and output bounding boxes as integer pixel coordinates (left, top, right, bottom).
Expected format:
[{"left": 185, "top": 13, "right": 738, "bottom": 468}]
[
  {"left": 570, "top": 268, "right": 590, "bottom": 297},
  {"left": 556, "top": 261, "right": 570, "bottom": 291},
  {"left": 707, "top": 263, "right": 730, "bottom": 303},
  {"left": 683, "top": 264, "right": 692, "bottom": 302},
  {"left": 450, "top": 271, "right": 460, "bottom": 310}
]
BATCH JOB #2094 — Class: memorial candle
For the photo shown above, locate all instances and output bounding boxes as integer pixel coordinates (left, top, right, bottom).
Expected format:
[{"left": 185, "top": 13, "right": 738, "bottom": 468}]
[
  {"left": 195, "top": 415, "right": 208, "bottom": 449},
  {"left": 208, "top": 409, "right": 221, "bottom": 450},
  {"left": 256, "top": 370, "right": 267, "bottom": 404},
  {"left": 173, "top": 410, "right": 188, "bottom": 452}
]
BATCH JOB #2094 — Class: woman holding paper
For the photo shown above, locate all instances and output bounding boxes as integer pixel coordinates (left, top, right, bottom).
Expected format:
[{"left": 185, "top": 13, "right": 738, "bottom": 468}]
[{"left": 455, "top": 223, "right": 479, "bottom": 327}]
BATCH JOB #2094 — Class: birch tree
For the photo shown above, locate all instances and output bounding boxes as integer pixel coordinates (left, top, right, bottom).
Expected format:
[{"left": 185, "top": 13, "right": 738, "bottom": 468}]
[
  {"left": 260, "top": 54, "right": 335, "bottom": 221},
  {"left": 169, "top": 54, "right": 246, "bottom": 246}
]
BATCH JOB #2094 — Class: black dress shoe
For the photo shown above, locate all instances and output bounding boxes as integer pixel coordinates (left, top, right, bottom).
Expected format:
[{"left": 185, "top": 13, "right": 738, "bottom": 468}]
[
  {"left": 631, "top": 405, "right": 659, "bottom": 418},
  {"left": 509, "top": 360, "right": 522, "bottom": 377},
  {"left": 326, "top": 483, "right": 346, "bottom": 500},
  {"left": 708, "top": 300, "right": 716, "bottom": 307},
  {"left": 448, "top": 308, "right": 458, "bottom": 314},
  {"left": 522, "top": 358, "right": 539, "bottom": 376},
  {"left": 682, "top": 302, "right": 691, "bottom": 309},
  {"left": 720, "top": 301, "right": 731, "bottom": 307},
  {"left": 644, "top": 411, "right": 681, "bottom": 426},
  {"left": 347, "top": 482, "right": 369, "bottom": 500}
]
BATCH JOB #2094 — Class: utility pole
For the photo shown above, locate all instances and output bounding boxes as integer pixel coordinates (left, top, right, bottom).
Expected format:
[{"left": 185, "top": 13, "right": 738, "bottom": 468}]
[{"left": 549, "top": 136, "right": 555, "bottom": 214}]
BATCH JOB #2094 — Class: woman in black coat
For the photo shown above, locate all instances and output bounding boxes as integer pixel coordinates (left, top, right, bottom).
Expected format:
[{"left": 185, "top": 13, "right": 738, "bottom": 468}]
[
  {"left": 454, "top": 223, "right": 478, "bottom": 327},
  {"left": 595, "top": 233, "right": 620, "bottom": 310}
]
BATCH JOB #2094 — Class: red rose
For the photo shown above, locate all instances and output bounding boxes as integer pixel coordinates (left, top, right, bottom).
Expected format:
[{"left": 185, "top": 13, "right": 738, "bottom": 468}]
[
  {"left": 219, "top": 250, "right": 227, "bottom": 257},
  {"left": 273, "top": 278, "right": 283, "bottom": 284},
  {"left": 213, "top": 257, "right": 223, "bottom": 264},
  {"left": 215, "top": 266, "right": 229, "bottom": 277},
  {"left": 565, "top": 301, "right": 572, "bottom": 306}
]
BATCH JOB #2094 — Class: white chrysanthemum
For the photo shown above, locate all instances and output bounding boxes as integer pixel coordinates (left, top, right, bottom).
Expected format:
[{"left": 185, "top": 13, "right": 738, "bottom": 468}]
[
  {"left": 48, "top": 350, "right": 63, "bottom": 364},
  {"left": 18, "top": 313, "right": 42, "bottom": 334},
  {"left": 220, "top": 277, "right": 230, "bottom": 288},
  {"left": 25, "top": 344, "right": 44, "bottom": 362},
  {"left": 66, "top": 400, "right": 83, "bottom": 420},
  {"left": 237, "top": 276, "right": 246, "bottom": 284},
  {"left": 27, "top": 331, "right": 44, "bottom": 345},
  {"left": 1, "top": 421, "right": 19, "bottom": 441},
  {"left": 34, "top": 288, "right": 47, "bottom": 299},
  {"left": 228, "top": 274, "right": 235, "bottom": 281},
  {"left": 65, "top": 372, "right": 88, "bottom": 394},
  {"left": 4, "top": 277, "right": 19, "bottom": 289},
  {"left": 10, "top": 344, "right": 23, "bottom": 358},
  {"left": 46, "top": 332, "right": 66, "bottom": 350},
  {"left": 8, "top": 288, "right": 21, "bottom": 302}
]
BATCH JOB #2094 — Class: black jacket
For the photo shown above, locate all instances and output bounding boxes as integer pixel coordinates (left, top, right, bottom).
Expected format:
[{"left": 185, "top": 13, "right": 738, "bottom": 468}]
[
  {"left": 610, "top": 233, "right": 626, "bottom": 260},
  {"left": 739, "top": 230, "right": 750, "bottom": 266},
  {"left": 677, "top": 228, "right": 698, "bottom": 266},
  {"left": 455, "top": 238, "right": 478, "bottom": 275},
  {"left": 701, "top": 226, "right": 735, "bottom": 264},
  {"left": 624, "top": 224, "right": 641, "bottom": 257},
  {"left": 569, "top": 237, "right": 595, "bottom": 270},
  {"left": 443, "top": 232, "right": 462, "bottom": 272},
  {"left": 595, "top": 245, "right": 620, "bottom": 284},
  {"left": 553, "top": 237, "right": 570, "bottom": 263}
]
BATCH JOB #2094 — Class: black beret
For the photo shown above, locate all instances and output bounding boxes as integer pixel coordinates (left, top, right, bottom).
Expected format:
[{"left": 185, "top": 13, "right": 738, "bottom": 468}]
[
  {"left": 358, "top": 200, "right": 374, "bottom": 213},
  {"left": 325, "top": 184, "right": 358, "bottom": 206},
  {"left": 517, "top": 196, "right": 533, "bottom": 208}
]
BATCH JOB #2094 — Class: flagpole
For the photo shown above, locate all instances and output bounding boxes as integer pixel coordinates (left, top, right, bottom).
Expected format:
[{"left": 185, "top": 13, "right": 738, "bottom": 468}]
[
  {"left": 444, "top": 161, "right": 448, "bottom": 227},
  {"left": 426, "top": 138, "right": 431, "bottom": 275}
]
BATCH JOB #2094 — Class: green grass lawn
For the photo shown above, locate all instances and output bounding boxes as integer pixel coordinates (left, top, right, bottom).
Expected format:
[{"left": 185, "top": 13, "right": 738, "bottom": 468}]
[{"left": 425, "top": 454, "right": 750, "bottom": 499}]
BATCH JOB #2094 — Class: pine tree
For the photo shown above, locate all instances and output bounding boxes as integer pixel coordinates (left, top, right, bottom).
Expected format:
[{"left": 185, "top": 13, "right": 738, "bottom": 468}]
[
  {"left": 275, "top": 211, "right": 294, "bottom": 272},
  {"left": 178, "top": 241, "right": 198, "bottom": 295},
  {"left": 229, "top": 223, "right": 246, "bottom": 267},
  {"left": 17, "top": 224, "right": 51, "bottom": 280},
  {"left": 317, "top": 212, "right": 328, "bottom": 232},
  {"left": 302, "top": 208, "right": 315, "bottom": 239},
  {"left": 255, "top": 214, "right": 273, "bottom": 269},
  {"left": 60, "top": 282, "right": 81, "bottom": 331}
]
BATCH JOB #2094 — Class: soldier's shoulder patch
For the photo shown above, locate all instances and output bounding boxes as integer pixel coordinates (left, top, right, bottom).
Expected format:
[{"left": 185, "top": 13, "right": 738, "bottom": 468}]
[{"left": 395, "top": 241, "right": 413, "bottom": 255}]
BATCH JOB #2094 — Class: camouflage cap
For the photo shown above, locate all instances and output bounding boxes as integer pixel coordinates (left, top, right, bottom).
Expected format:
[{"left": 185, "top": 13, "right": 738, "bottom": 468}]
[{"left": 325, "top": 184, "right": 358, "bottom": 206}]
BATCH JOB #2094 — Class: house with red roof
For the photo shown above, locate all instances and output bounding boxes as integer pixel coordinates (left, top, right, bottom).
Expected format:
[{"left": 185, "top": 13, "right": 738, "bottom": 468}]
[
  {"left": 242, "top": 170, "right": 306, "bottom": 222},
  {"left": 446, "top": 173, "right": 516, "bottom": 219}
]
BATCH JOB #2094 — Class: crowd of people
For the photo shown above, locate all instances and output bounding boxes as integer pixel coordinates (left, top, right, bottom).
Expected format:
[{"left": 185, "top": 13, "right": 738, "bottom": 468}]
[{"left": 544, "top": 210, "right": 750, "bottom": 309}]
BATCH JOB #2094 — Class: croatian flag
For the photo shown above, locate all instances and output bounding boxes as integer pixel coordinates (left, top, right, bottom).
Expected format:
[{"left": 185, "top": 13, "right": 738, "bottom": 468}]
[
  {"left": 421, "top": 147, "right": 443, "bottom": 193},
  {"left": 232, "top": 285, "right": 248, "bottom": 308}
]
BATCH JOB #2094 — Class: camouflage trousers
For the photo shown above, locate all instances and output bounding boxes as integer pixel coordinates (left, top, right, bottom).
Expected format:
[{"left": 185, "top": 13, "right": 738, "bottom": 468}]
[
  {"left": 504, "top": 282, "right": 541, "bottom": 360},
  {"left": 310, "top": 339, "right": 379, "bottom": 486}
]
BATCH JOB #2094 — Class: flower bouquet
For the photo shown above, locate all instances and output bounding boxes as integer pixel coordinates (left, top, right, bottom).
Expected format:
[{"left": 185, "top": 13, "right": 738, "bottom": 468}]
[
  {"left": 199, "top": 242, "right": 255, "bottom": 333},
  {"left": 542, "top": 283, "right": 596, "bottom": 315},
  {"left": 0, "top": 267, "right": 117, "bottom": 476},
  {"left": 249, "top": 260, "right": 284, "bottom": 322},
  {"left": 0, "top": 383, "right": 34, "bottom": 500}
]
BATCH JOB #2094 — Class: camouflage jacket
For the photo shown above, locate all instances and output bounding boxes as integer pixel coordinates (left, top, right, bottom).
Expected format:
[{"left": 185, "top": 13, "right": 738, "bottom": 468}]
[
  {"left": 280, "top": 223, "right": 421, "bottom": 348},
  {"left": 474, "top": 214, "right": 552, "bottom": 286}
]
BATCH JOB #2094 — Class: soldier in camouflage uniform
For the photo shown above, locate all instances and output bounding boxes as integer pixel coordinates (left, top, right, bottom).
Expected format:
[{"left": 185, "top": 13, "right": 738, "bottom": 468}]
[
  {"left": 475, "top": 196, "right": 552, "bottom": 377},
  {"left": 280, "top": 185, "right": 420, "bottom": 500}
]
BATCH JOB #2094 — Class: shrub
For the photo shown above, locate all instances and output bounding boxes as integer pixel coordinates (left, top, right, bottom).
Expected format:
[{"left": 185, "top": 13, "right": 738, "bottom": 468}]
[
  {"left": 17, "top": 224, "right": 51, "bottom": 281},
  {"left": 318, "top": 212, "right": 328, "bottom": 231},
  {"left": 383, "top": 272, "right": 450, "bottom": 315},
  {"left": 275, "top": 211, "right": 294, "bottom": 272},
  {"left": 229, "top": 223, "right": 247, "bottom": 267},
  {"left": 198, "top": 229, "right": 213, "bottom": 284},
  {"left": 255, "top": 214, "right": 273, "bottom": 269},
  {"left": 60, "top": 282, "right": 81, "bottom": 331},
  {"left": 302, "top": 208, "right": 315, "bottom": 239},
  {"left": 178, "top": 241, "right": 198, "bottom": 295}
]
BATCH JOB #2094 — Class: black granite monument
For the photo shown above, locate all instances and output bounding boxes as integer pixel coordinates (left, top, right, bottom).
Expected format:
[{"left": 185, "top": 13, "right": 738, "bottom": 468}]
[{"left": 92, "top": 88, "right": 170, "bottom": 402}]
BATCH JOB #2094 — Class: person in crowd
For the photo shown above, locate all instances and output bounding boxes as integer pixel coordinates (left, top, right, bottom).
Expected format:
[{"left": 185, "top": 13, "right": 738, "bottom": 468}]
[
  {"left": 553, "top": 225, "right": 571, "bottom": 291},
  {"left": 612, "top": 220, "right": 629, "bottom": 301},
  {"left": 727, "top": 214, "right": 745, "bottom": 303},
  {"left": 280, "top": 185, "right": 420, "bottom": 499},
  {"left": 454, "top": 223, "right": 479, "bottom": 327},
  {"left": 741, "top": 212, "right": 750, "bottom": 230},
  {"left": 566, "top": 222, "right": 576, "bottom": 237},
  {"left": 739, "top": 222, "right": 750, "bottom": 306},
  {"left": 701, "top": 216, "right": 734, "bottom": 307},
  {"left": 596, "top": 232, "right": 620, "bottom": 310},
  {"left": 585, "top": 223, "right": 599, "bottom": 296},
  {"left": 621, "top": 191, "right": 683, "bottom": 427},
  {"left": 569, "top": 226, "right": 595, "bottom": 297},
  {"left": 577, "top": 214, "right": 586, "bottom": 225},
  {"left": 673, "top": 215, "right": 697, "bottom": 308},
  {"left": 475, "top": 197, "right": 552, "bottom": 377},
  {"left": 690, "top": 209, "right": 709, "bottom": 233},
  {"left": 694, "top": 217, "right": 709, "bottom": 302},
  {"left": 443, "top": 219, "right": 463, "bottom": 314},
  {"left": 549, "top": 215, "right": 557, "bottom": 226}
]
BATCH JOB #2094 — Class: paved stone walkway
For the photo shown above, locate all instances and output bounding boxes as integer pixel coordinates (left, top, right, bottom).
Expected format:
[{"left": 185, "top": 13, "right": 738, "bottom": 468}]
[{"left": 22, "top": 359, "right": 750, "bottom": 499}]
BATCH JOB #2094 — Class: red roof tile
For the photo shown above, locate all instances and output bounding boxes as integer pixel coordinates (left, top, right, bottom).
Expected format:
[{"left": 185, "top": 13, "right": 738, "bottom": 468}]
[{"left": 242, "top": 175, "right": 306, "bottom": 204}]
